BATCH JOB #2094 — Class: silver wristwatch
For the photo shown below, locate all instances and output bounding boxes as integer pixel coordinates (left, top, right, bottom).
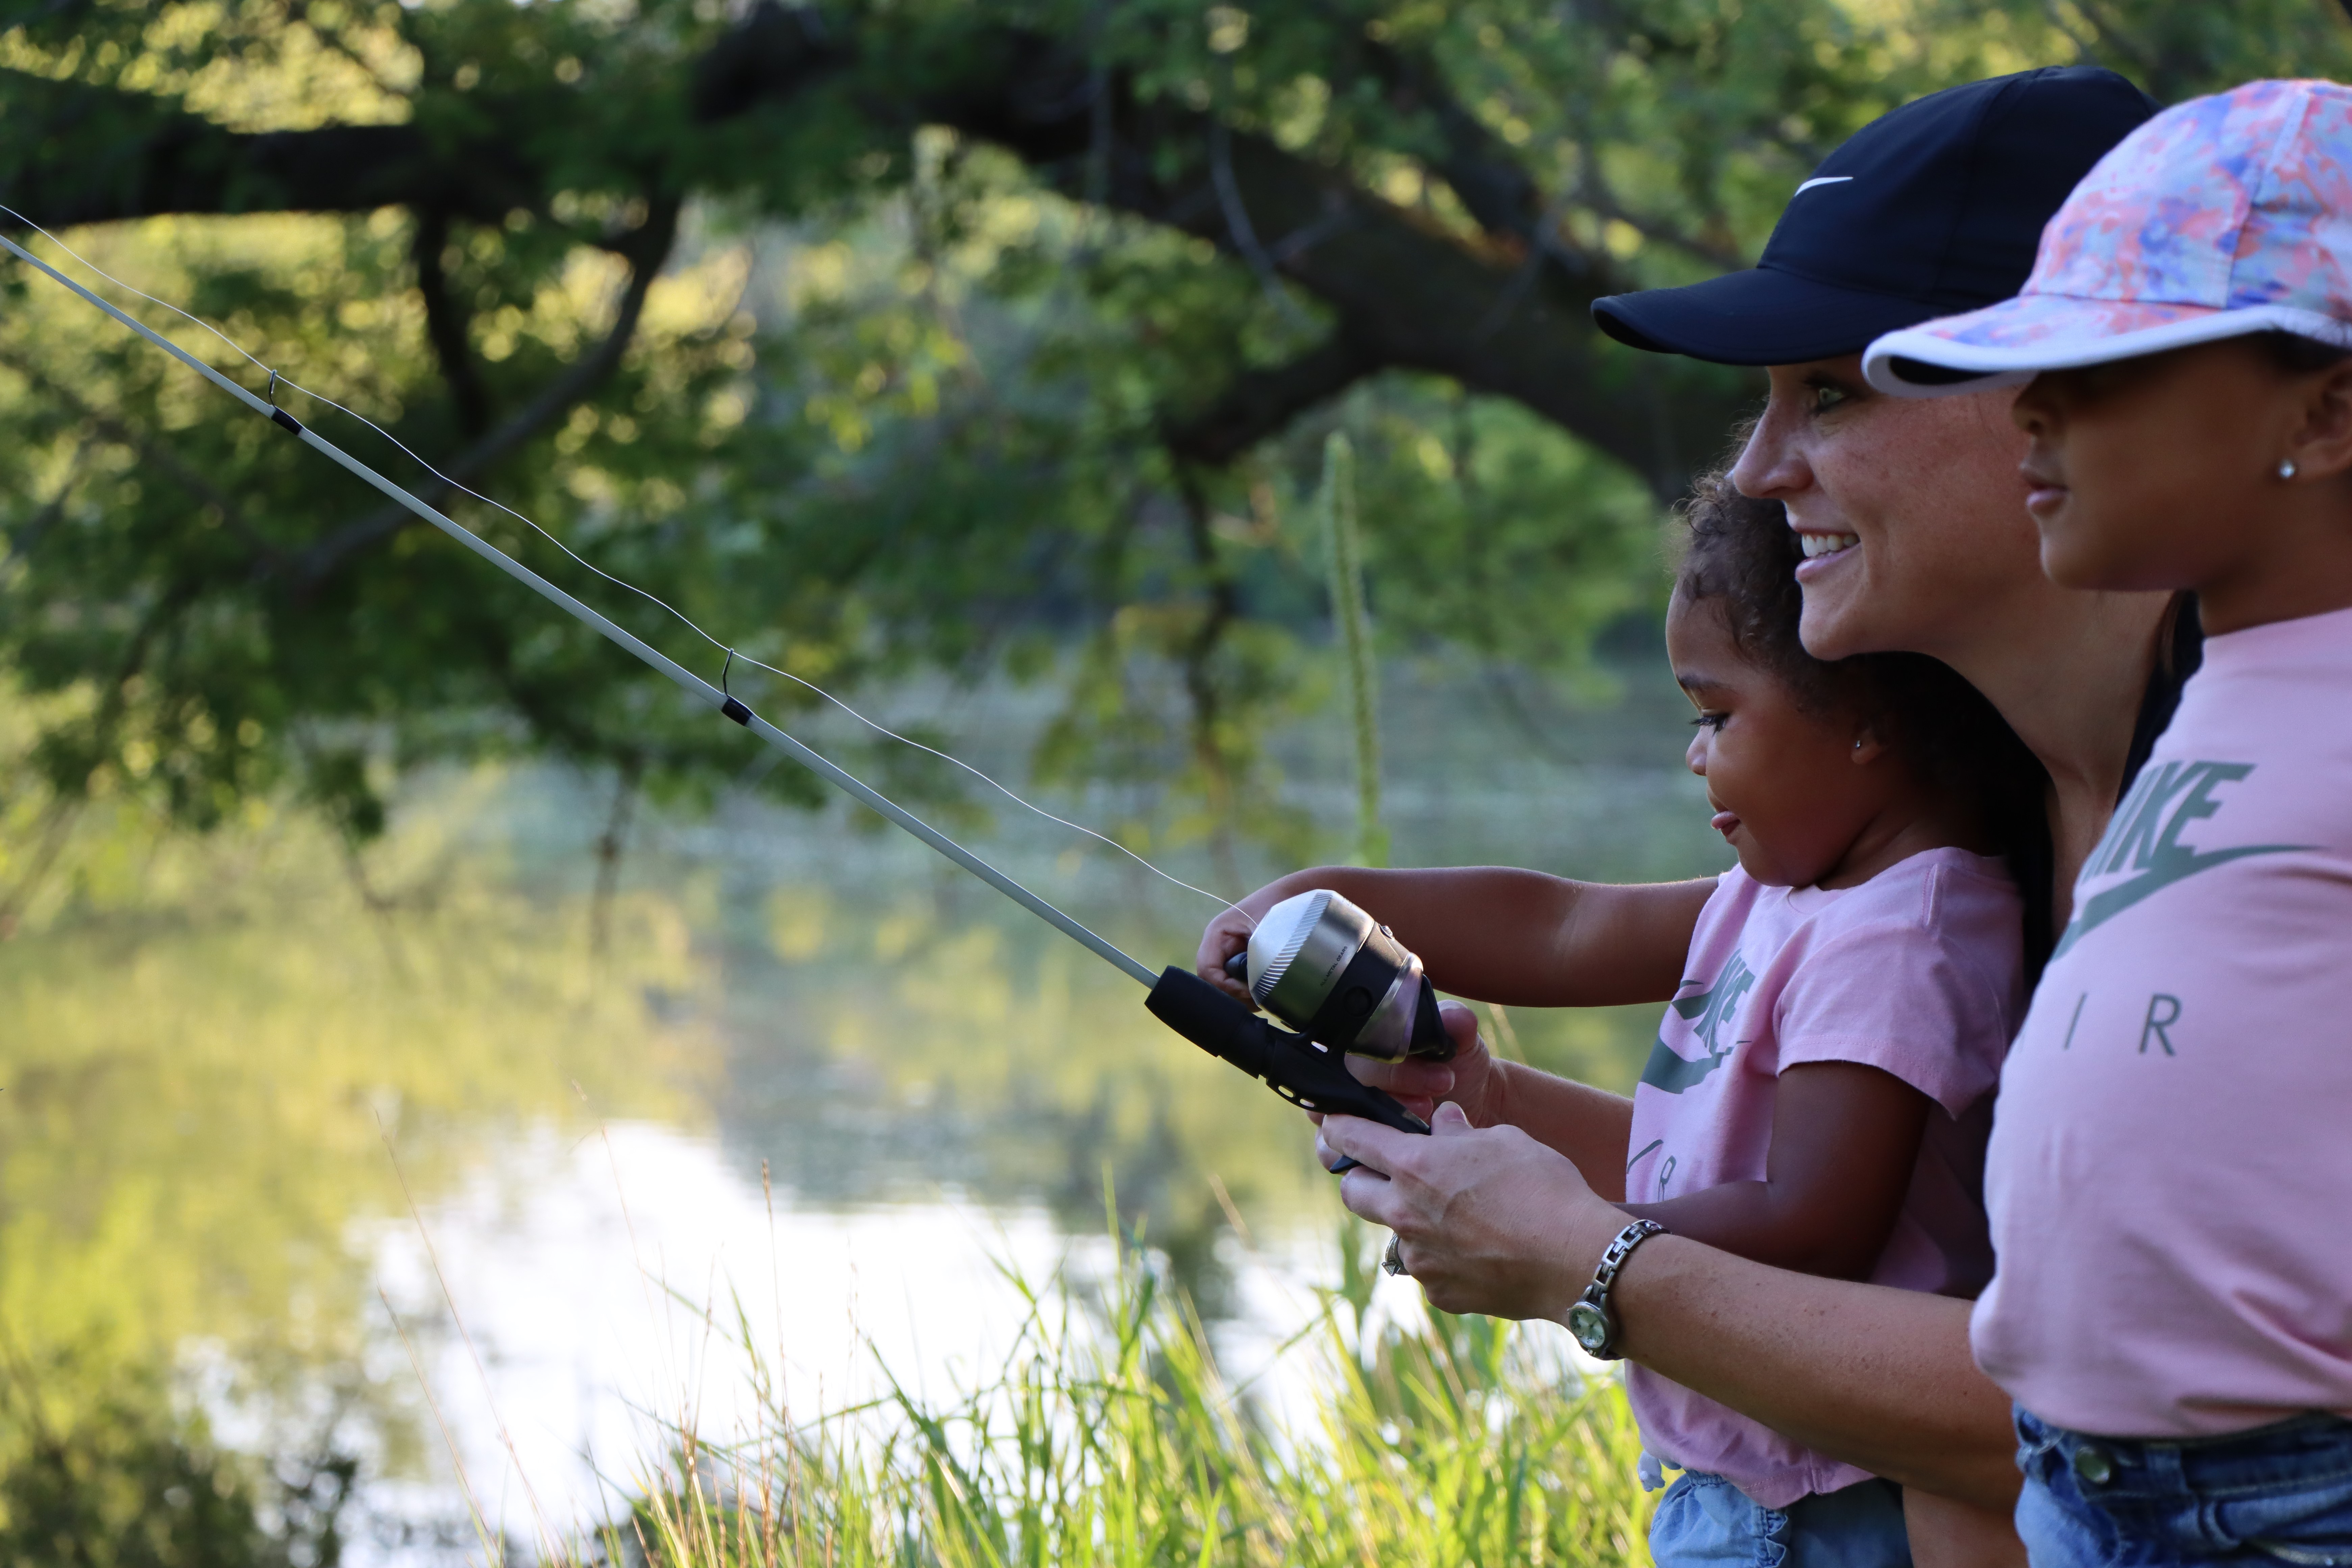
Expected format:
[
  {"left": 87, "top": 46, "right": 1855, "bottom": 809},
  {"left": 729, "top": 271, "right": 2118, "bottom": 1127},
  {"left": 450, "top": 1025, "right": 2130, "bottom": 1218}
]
[{"left": 1565, "top": 1219, "right": 1668, "bottom": 1359}]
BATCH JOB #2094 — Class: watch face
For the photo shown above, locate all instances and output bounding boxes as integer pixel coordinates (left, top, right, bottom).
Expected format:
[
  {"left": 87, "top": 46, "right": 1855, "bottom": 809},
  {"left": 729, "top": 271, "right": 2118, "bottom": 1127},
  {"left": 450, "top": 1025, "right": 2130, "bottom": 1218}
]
[{"left": 1566, "top": 1301, "right": 1610, "bottom": 1354}]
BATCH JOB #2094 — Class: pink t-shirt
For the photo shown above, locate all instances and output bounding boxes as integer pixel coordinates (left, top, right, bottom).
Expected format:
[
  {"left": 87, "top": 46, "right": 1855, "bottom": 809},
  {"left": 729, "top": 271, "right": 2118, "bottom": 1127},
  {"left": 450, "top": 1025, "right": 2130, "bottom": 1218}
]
[
  {"left": 1974, "top": 606, "right": 2352, "bottom": 1439},
  {"left": 1625, "top": 850, "right": 2025, "bottom": 1507}
]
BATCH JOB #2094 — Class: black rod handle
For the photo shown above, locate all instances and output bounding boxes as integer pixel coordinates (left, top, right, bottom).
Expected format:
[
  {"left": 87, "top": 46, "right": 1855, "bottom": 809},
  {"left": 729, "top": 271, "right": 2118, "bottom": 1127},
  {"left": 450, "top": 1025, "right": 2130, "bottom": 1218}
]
[{"left": 1145, "top": 967, "right": 1430, "bottom": 1173}]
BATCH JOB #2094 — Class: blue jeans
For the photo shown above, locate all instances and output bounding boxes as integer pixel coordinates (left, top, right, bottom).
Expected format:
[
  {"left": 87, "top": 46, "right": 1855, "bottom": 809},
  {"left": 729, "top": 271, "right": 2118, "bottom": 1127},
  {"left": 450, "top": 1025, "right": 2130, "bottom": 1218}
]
[
  {"left": 1650, "top": 1469, "right": 1913, "bottom": 1568},
  {"left": 2015, "top": 1406, "right": 2352, "bottom": 1566}
]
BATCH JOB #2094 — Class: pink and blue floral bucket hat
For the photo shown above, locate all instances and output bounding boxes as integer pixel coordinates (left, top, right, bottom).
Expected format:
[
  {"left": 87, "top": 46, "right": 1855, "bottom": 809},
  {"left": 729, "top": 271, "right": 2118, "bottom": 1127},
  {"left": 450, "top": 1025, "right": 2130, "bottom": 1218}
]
[{"left": 1864, "top": 78, "right": 2352, "bottom": 395}]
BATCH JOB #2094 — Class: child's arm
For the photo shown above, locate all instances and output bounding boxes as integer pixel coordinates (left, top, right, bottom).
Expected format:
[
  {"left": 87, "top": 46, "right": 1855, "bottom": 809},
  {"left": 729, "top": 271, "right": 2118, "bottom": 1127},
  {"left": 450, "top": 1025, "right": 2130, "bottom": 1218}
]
[
  {"left": 1195, "top": 866, "right": 1714, "bottom": 1201},
  {"left": 1623, "top": 1061, "right": 1933, "bottom": 1280},
  {"left": 1195, "top": 865, "right": 1716, "bottom": 1009}
]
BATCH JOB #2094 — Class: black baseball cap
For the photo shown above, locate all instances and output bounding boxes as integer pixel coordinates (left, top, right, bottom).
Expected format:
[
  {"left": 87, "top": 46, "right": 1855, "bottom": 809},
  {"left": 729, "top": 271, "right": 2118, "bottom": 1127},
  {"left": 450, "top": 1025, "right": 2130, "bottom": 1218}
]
[{"left": 1591, "top": 67, "right": 2160, "bottom": 366}]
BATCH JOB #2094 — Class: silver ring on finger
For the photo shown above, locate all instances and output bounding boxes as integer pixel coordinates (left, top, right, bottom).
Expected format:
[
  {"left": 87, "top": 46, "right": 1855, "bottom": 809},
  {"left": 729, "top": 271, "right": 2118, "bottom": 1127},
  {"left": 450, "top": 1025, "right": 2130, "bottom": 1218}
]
[{"left": 1382, "top": 1232, "right": 1408, "bottom": 1277}]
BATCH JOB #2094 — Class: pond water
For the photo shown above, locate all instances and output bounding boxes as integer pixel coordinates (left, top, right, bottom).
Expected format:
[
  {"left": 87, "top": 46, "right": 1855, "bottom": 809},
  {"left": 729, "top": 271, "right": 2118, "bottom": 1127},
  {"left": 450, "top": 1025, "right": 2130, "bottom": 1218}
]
[{"left": 0, "top": 653, "right": 1730, "bottom": 1559}]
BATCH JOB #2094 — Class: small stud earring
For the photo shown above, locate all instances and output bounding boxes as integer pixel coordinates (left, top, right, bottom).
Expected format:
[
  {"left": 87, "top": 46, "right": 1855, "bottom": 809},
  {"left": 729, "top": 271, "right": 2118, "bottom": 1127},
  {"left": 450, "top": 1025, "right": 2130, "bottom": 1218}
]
[{"left": 2280, "top": 458, "right": 2300, "bottom": 480}]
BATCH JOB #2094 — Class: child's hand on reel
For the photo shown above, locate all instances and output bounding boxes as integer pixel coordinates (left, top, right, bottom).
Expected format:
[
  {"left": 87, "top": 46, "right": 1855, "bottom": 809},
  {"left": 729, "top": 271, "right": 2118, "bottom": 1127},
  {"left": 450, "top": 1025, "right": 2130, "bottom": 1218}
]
[
  {"left": 1330, "top": 1001, "right": 1499, "bottom": 1127},
  {"left": 1195, "top": 902, "right": 1264, "bottom": 1003}
]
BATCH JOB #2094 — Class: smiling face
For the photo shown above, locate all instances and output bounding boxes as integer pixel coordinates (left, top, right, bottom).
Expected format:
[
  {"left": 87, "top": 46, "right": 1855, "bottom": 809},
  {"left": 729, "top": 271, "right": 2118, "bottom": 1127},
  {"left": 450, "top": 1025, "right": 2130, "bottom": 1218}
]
[
  {"left": 1731, "top": 353, "right": 2044, "bottom": 663},
  {"left": 1666, "top": 587, "right": 1900, "bottom": 888}
]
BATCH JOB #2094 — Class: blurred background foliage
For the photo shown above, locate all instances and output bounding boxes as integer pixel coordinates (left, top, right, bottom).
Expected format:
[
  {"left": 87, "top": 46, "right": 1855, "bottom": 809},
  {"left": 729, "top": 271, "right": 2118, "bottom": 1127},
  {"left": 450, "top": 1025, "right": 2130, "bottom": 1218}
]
[
  {"left": 3, "top": 0, "right": 2346, "bottom": 879},
  {"left": 0, "top": 745, "right": 713, "bottom": 1550},
  {"left": 5, "top": 0, "right": 2352, "bottom": 1554},
  {"left": 0, "top": 1376, "right": 355, "bottom": 1568}
]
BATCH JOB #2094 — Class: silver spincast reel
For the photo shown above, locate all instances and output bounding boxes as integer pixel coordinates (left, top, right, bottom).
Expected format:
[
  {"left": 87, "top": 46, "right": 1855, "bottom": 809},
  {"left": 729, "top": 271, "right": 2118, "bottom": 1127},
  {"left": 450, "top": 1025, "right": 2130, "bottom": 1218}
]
[{"left": 1224, "top": 890, "right": 1455, "bottom": 1061}]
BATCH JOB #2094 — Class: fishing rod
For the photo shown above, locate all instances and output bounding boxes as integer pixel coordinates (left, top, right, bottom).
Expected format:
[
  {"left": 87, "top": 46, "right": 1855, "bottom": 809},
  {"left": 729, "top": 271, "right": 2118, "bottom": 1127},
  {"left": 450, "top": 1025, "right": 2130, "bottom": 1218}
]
[{"left": 0, "top": 225, "right": 1453, "bottom": 1156}]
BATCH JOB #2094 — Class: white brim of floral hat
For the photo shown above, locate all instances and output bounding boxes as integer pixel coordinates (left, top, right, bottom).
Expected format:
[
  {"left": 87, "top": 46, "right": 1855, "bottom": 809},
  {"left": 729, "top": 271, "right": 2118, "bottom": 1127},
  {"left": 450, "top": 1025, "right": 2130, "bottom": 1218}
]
[{"left": 1862, "top": 293, "right": 2352, "bottom": 397}]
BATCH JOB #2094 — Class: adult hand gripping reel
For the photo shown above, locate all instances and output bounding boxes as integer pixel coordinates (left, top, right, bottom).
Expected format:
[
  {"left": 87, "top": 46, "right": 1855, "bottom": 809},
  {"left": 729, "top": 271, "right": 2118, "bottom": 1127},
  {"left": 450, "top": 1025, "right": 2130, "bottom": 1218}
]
[{"left": 1150, "top": 888, "right": 1454, "bottom": 1170}]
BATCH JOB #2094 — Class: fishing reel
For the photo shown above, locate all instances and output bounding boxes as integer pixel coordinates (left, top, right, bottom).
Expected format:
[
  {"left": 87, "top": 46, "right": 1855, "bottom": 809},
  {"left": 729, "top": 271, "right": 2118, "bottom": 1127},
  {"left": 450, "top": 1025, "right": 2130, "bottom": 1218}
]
[{"left": 1223, "top": 889, "right": 1455, "bottom": 1062}]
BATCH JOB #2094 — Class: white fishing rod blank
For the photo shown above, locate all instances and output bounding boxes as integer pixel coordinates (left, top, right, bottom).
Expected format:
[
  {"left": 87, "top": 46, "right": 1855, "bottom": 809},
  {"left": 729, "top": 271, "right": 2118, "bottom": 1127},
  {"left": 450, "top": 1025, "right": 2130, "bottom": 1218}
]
[
  {"left": 0, "top": 229, "right": 1156, "bottom": 988},
  {"left": 0, "top": 225, "right": 1440, "bottom": 1146}
]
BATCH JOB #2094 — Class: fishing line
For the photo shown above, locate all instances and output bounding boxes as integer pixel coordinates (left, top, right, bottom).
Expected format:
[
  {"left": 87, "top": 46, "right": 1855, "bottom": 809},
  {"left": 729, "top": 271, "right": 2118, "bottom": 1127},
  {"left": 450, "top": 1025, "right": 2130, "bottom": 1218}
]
[
  {"left": 2, "top": 210, "right": 1451, "bottom": 1150},
  {"left": 0, "top": 219, "right": 1161, "bottom": 986},
  {"left": 0, "top": 209, "right": 1251, "bottom": 936}
]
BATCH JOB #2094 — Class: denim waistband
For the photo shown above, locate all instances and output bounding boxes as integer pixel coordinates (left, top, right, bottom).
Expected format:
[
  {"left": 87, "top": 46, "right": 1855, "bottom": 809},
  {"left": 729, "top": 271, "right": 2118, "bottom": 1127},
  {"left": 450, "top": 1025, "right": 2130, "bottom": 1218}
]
[{"left": 2016, "top": 1408, "right": 2352, "bottom": 1503}]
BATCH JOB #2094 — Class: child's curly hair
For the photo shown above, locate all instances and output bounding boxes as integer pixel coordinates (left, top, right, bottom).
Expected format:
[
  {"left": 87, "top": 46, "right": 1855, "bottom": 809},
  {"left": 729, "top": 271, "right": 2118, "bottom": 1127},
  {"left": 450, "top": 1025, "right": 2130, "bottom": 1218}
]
[{"left": 1676, "top": 464, "right": 2048, "bottom": 872}]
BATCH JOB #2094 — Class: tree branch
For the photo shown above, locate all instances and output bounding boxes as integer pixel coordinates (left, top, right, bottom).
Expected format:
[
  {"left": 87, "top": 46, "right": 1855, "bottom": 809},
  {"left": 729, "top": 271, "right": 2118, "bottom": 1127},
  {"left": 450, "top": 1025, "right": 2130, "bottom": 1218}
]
[
  {"left": 1207, "top": 87, "right": 1312, "bottom": 329},
  {"left": 689, "top": 0, "right": 846, "bottom": 120},
  {"left": 0, "top": 71, "right": 537, "bottom": 228},
  {"left": 889, "top": 40, "right": 1721, "bottom": 493},
  {"left": 284, "top": 196, "right": 681, "bottom": 594},
  {"left": 1161, "top": 322, "right": 1383, "bottom": 465},
  {"left": 2, "top": 440, "right": 83, "bottom": 565},
  {"left": 412, "top": 207, "right": 495, "bottom": 438},
  {"left": 0, "top": 10, "right": 1754, "bottom": 497},
  {"left": 1355, "top": 37, "right": 1547, "bottom": 248}
]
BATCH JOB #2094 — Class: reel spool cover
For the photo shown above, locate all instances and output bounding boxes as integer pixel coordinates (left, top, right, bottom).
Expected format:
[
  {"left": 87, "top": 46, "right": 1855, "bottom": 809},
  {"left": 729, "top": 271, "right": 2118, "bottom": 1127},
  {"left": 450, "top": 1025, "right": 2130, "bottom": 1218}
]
[{"left": 1240, "top": 889, "right": 1454, "bottom": 1061}]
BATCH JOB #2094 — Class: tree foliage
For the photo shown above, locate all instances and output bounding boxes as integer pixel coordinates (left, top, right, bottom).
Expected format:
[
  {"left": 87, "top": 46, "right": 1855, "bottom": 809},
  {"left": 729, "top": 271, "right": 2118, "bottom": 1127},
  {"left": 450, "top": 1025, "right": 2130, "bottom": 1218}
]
[
  {"left": 0, "top": 1379, "right": 352, "bottom": 1568},
  {"left": 0, "top": 0, "right": 2345, "bottom": 858}
]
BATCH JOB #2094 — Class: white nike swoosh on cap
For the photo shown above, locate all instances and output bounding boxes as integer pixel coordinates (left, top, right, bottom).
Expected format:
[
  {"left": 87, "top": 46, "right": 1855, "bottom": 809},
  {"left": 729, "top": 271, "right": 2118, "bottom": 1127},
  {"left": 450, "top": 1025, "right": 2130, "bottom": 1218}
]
[{"left": 1793, "top": 176, "right": 1855, "bottom": 196}]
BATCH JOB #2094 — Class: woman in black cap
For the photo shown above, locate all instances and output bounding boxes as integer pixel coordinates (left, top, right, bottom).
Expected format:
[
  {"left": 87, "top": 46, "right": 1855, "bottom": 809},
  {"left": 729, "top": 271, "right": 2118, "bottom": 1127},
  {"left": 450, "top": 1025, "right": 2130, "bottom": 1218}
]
[{"left": 1310, "top": 66, "right": 2186, "bottom": 1565}]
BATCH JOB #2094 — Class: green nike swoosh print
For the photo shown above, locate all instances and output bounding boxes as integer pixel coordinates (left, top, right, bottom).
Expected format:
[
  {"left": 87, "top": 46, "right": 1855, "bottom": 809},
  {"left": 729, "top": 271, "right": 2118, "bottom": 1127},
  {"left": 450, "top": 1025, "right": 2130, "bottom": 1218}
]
[
  {"left": 2052, "top": 841, "right": 2307, "bottom": 959},
  {"left": 1644, "top": 953, "right": 1753, "bottom": 1092},
  {"left": 1639, "top": 1036, "right": 1731, "bottom": 1093}
]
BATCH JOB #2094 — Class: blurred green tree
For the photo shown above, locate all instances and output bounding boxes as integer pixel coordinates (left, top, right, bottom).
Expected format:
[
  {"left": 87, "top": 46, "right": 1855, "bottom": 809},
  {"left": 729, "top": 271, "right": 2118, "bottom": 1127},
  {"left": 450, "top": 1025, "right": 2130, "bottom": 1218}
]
[
  {"left": 0, "top": 0, "right": 2344, "bottom": 869},
  {"left": 0, "top": 1375, "right": 353, "bottom": 1568}
]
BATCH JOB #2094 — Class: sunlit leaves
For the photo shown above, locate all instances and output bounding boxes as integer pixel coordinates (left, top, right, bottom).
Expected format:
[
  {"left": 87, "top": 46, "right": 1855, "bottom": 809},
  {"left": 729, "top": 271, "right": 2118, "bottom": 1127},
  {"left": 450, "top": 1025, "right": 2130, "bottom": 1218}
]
[{"left": 4, "top": 0, "right": 2345, "bottom": 866}]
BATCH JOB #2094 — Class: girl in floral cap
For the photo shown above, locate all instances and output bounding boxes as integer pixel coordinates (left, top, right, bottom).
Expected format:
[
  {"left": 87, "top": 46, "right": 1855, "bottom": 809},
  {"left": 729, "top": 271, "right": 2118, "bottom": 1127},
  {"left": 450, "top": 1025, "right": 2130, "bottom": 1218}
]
[{"left": 1867, "top": 79, "right": 2352, "bottom": 1567}]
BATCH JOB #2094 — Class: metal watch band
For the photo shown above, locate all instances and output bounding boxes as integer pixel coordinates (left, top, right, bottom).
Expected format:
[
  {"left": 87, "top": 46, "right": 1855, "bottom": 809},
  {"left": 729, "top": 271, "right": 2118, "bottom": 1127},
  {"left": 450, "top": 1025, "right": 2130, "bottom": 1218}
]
[{"left": 1566, "top": 1219, "right": 1668, "bottom": 1360}]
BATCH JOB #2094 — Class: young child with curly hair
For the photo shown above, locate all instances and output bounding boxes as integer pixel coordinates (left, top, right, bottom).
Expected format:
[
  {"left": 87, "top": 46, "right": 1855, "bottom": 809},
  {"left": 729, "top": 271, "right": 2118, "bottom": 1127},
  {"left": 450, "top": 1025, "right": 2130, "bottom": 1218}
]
[{"left": 1201, "top": 474, "right": 2044, "bottom": 1568}]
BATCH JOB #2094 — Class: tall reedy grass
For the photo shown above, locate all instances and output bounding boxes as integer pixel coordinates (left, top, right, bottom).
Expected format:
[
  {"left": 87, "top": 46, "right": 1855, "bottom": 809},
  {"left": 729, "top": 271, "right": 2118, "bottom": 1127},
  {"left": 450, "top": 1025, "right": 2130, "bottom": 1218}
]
[{"left": 592, "top": 1221, "right": 1649, "bottom": 1568}]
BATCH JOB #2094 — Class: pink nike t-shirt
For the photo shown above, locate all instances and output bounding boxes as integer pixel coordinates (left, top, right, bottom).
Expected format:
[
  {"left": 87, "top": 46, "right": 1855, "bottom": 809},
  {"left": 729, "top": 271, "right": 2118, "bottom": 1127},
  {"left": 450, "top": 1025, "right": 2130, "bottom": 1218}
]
[
  {"left": 1974, "top": 605, "right": 2352, "bottom": 1439},
  {"left": 1625, "top": 849, "right": 2026, "bottom": 1507}
]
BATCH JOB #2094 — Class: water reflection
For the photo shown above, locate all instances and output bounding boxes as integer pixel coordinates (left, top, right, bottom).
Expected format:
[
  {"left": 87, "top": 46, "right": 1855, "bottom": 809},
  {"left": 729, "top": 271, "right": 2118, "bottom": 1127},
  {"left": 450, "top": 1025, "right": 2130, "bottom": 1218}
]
[
  {"left": 0, "top": 656, "right": 1728, "bottom": 1556},
  {"left": 365, "top": 1121, "right": 1356, "bottom": 1552},
  {"left": 692, "top": 658, "right": 1724, "bottom": 1295}
]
